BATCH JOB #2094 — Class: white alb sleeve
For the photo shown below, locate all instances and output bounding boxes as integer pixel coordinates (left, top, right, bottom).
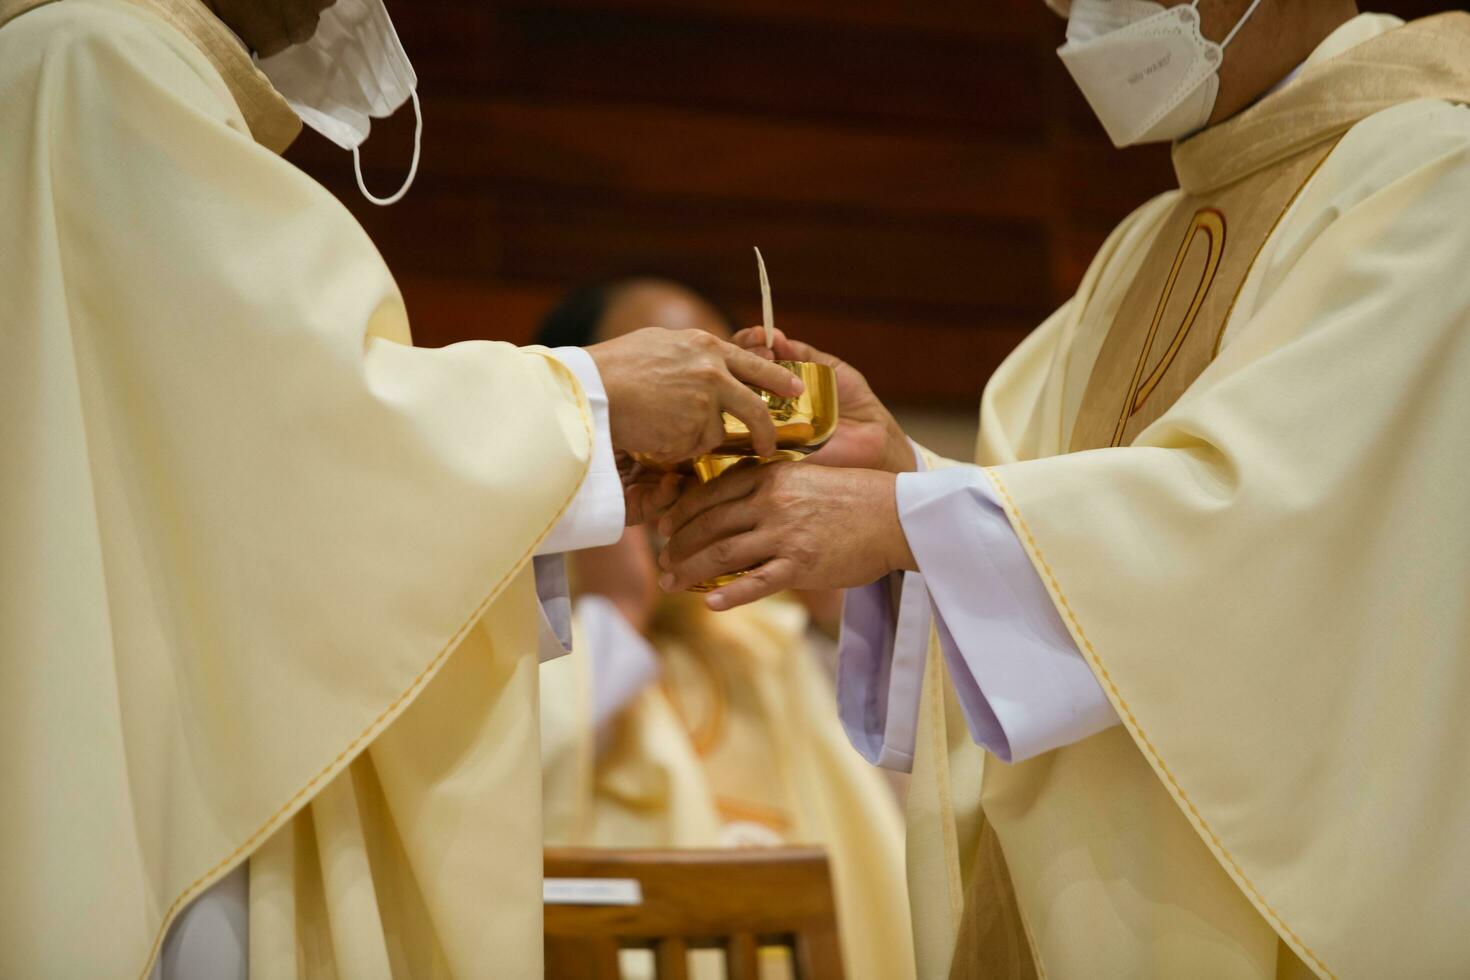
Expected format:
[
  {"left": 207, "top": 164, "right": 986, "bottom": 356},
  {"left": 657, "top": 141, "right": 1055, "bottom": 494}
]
[{"left": 535, "top": 346, "right": 624, "bottom": 556}]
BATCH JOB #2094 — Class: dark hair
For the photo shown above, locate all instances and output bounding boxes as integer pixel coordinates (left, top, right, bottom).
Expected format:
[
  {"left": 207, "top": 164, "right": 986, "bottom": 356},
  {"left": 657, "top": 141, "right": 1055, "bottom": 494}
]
[
  {"left": 534, "top": 281, "right": 616, "bottom": 350},
  {"left": 534, "top": 277, "right": 739, "bottom": 349}
]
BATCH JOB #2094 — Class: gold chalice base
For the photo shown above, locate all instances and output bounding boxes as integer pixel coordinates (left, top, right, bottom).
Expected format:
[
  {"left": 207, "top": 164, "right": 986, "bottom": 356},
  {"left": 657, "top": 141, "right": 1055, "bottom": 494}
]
[
  {"left": 688, "top": 451, "right": 804, "bottom": 593},
  {"left": 633, "top": 360, "right": 838, "bottom": 593}
]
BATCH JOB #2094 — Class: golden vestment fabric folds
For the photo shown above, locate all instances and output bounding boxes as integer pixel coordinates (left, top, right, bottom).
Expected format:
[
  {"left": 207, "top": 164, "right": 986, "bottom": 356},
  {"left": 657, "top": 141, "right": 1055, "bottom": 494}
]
[
  {"left": 906, "top": 13, "right": 1470, "bottom": 980},
  {"left": 0, "top": 0, "right": 595, "bottom": 975},
  {"left": 541, "top": 597, "right": 917, "bottom": 980}
]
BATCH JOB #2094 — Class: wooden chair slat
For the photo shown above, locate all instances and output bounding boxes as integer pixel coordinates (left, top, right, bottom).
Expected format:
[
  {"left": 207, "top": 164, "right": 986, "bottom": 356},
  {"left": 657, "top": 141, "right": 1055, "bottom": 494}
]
[
  {"left": 544, "top": 935, "right": 622, "bottom": 980},
  {"left": 545, "top": 847, "right": 845, "bottom": 979},
  {"left": 655, "top": 937, "right": 690, "bottom": 980},
  {"left": 793, "top": 929, "right": 844, "bottom": 980},
  {"left": 724, "top": 932, "right": 760, "bottom": 980}
]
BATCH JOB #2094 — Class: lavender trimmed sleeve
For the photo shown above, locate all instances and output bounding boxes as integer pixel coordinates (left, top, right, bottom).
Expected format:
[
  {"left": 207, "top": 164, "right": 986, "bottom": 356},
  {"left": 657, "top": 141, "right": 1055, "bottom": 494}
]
[{"left": 837, "top": 455, "right": 1118, "bottom": 768}]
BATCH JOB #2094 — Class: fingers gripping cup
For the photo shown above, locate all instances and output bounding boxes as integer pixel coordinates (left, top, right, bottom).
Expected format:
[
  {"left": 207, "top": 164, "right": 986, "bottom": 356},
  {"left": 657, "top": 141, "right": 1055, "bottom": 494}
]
[
  {"left": 686, "top": 359, "right": 838, "bottom": 591},
  {"left": 700, "top": 357, "right": 837, "bottom": 451}
]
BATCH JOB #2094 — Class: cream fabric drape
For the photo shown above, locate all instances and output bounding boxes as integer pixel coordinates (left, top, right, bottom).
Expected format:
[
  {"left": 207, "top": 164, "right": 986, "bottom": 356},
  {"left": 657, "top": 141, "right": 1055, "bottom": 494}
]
[
  {"left": 908, "top": 13, "right": 1470, "bottom": 980},
  {"left": 0, "top": 1, "right": 594, "bottom": 975}
]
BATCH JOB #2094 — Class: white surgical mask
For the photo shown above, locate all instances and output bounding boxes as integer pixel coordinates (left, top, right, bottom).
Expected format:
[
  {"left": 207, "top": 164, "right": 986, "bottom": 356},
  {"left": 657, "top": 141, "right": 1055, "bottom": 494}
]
[
  {"left": 1058, "top": 0, "right": 1265, "bottom": 147},
  {"left": 256, "top": 0, "right": 422, "bottom": 205},
  {"left": 1065, "top": 0, "right": 1171, "bottom": 44}
]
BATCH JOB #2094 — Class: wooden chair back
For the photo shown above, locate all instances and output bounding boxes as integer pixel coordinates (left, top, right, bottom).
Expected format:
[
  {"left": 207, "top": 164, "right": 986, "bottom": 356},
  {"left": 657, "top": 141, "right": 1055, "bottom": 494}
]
[{"left": 544, "top": 846, "right": 845, "bottom": 980}]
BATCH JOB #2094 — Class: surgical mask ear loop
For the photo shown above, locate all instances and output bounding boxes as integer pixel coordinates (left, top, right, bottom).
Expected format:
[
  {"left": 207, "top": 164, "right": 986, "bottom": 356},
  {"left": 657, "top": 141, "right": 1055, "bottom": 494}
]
[
  {"left": 1218, "top": 0, "right": 1267, "bottom": 50},
  {"left": 354, "top": 90, "right": 422, "bottom": 206}
]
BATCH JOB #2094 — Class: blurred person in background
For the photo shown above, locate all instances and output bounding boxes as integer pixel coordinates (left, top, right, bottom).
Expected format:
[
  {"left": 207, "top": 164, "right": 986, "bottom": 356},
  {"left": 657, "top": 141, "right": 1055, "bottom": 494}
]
[
  {"left": 537, "top": 279, "right": 916, "bottom": 980},
  {"left": 659, "top": 1, "right": 1470, "bottom": 978}
]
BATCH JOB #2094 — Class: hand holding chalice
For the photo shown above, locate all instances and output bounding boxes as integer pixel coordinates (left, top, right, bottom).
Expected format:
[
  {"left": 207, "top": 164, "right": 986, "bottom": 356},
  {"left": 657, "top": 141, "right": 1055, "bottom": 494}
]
[
  {"left": 633, "top": 250, "right": 840, "bottom": 591},
  {"left": 654, "top": 283, "right": 923, "bottom": 608}
]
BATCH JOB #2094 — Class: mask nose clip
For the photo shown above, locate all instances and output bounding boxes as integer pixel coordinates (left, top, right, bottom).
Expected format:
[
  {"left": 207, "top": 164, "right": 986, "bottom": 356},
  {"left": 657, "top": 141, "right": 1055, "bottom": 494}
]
[{"left": 353, "top": 90, "right": 422, "bottom": 207}]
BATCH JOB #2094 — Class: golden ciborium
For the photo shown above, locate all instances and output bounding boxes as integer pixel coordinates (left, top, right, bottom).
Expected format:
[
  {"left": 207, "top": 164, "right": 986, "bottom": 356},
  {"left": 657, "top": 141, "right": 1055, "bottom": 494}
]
[
  {"left": 649, "top": 247, "right": 837, "bottom": 590},
  {"left": 643, "top": 358, "right": 838, "bottom": 591}
]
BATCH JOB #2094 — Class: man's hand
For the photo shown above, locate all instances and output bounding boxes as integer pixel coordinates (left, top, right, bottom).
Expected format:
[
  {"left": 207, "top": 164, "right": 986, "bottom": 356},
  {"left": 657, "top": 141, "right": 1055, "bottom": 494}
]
[
  {"left": 731, "top": 327, "right": 915, "bottom": 474},
  {"left": 589, "top": 328, "right": 805, "bottom": 465},
  {"left": 656, "top": 462, "right": 917, "bottom": 610},
  {"left": 619, "top": 452, "right": 683, "bottom": 527}
]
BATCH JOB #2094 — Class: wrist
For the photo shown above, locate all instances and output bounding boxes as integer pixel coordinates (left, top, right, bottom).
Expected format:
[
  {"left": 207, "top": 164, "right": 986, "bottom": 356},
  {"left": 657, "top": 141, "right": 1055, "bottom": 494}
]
[
  {"left": 585, "top": 343, "right": 616, "bottom": 397},
  {"left": 586, "top": 343, "right": 628, "bottom": 446},
  {"left": 883, "top": 423, "right": 918, "bottom": 474},
  {"left": 875, "top": 471, "right": 918, "bottom": 574}
]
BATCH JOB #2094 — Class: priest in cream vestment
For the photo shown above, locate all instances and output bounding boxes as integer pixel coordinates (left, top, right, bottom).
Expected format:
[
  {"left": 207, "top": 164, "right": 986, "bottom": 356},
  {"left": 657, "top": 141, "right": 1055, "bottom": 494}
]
[
  {"left": 660, "top": 4, "right": 1470, "bottom": 979},
  {"left": 0, "top": 0, "right": 808, "bottom": 976}
]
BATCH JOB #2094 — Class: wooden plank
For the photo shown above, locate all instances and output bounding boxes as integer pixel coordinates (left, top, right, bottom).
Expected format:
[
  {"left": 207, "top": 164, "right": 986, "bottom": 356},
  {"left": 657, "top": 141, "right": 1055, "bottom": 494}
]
[
  {"left": 389, "top": 0, "right": 1055, "bottom": 42},
  {"left": 394, "top": 277, "right": 564, "bottom": 347},
  {"left": 281, "top": 0, "right": 1199, "bottom": 413},
  {"left": 1055, "top": 138, "right": 1175, "bottom": 221},
  {"left": 724, "top": 933, "right": 760, "bottom": 980},
  {"left": 319, "top": 183, "right": 1051, "bottom": 318},
  {"left": 792, "top": 929, "right": 844, "bottom": 980},
  {"left": 291, "top": 100, "right": 1059, "bottom": 223},
  {"left": 1049, "top": 223, "right": 1115, "bottom": 301},
  {"left": 655, "top": 938, "right": 690, "bottom": 980},
  {"left": 526, "top": 0, "right": 1048, "bottom": 40},
  {"left": 494, "top": 196, "right": 1049, "bottom": 315},
  {"left": 394, "top": 4, "right": 1050, "bottom": 134},
  {"left": 339, "top": 189, "right": 502, "bottom": 277},
  {"left": 544, "top": 936, "right": 622, "bottom": 980},
  {"left": 544, "top": 848, "right": 838, "bottom": 940}
]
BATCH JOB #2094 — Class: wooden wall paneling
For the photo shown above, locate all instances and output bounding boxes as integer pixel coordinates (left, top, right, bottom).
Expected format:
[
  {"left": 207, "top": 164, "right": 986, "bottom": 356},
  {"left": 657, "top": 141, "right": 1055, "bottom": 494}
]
[
  {"left": 333, "top": 185, "right": 1049, "bottom": 316},
  {"left": 288, "top": 0, "right": 1454, "bottom": 410},
  {"left": 287, "top": 0, "right": 1067, "bottom": 415},
  {"left": 393, "top": 278, "right": 566, "bottom": 348},
  {"left": 296, "top": 100, "right": 1059, "bottom": 223},
  {"left": 487, "top": 5, "right": 1049, "bottom": 136},
  {"left": 489, "top": 195, "right": 1048, "bottom": 311},
  {"left": 535, "top": 0, "right": 1048, "bottom": 39},
  {"left": 340, "top": 188, "right": 503, "bottom": 278}
]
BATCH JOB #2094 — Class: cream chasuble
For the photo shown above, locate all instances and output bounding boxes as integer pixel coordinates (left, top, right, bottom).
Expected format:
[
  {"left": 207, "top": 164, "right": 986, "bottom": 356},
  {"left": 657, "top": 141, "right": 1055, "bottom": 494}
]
[
  {"left": 905, "top": 13, "right": 1470, "bottom": 980},
  {"left": 0, "top": 0, "right": 598, "bottom": 976},
  {"left": 541, "top": 597, "right": 917, "bottom": 980}
]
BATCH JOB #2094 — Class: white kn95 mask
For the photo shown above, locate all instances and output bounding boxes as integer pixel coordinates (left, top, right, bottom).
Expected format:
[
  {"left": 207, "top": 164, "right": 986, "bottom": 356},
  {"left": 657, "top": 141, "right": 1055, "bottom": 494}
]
[
  {"left": 1057, "top": 0, "right": 1266, "bottom": 147},
  {"left": 256, "top": 0, "right": 423, "bottom": 205}
]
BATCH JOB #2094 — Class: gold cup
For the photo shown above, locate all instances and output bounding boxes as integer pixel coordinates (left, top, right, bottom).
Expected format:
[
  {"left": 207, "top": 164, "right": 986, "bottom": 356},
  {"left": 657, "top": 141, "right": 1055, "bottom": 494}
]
[
  {"left": 701, "top": 359, "right": 838, "bottom": 458},
  {"left": 651, "top": 360, "right": 838, "bottom": 591}
]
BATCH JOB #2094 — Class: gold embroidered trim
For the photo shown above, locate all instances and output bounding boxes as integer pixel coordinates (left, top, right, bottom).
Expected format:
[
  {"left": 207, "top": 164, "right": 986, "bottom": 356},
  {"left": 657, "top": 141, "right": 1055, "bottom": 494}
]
[{"left": 1112, "top": 208, "right": 1226, "bottom": 446}]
